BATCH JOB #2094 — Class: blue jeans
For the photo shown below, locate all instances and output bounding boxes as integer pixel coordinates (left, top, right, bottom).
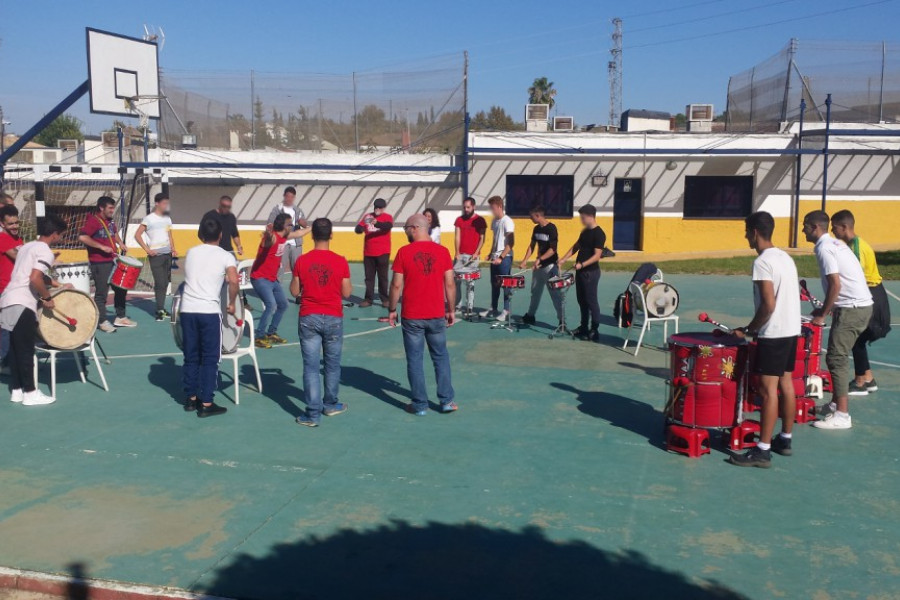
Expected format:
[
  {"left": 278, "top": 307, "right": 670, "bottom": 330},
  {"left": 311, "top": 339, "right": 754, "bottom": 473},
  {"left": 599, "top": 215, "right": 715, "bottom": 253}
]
[
  {"left": 299, "top": 314, "right": 344, "bottom": 421},
  {"left": 251, "top": 277, "right": 288, "bottom": 337},
  {"left": 401, "top": 318, "right": 454, "bottom": 411},
  {"left": 490, "top": 255, "right": 513, "bottom": 312},
  {"left": 181, "top": 312, "right": 221, "bottom": 404}
]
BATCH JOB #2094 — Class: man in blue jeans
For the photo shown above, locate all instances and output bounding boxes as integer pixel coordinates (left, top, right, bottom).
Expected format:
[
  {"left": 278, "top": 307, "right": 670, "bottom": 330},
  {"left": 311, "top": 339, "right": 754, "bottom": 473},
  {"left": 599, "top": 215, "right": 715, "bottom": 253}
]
[
  {"left": 388, "top": 214, "right": 457, "bottom": 416},
  {"left": 180, "top": 218, "right": 239, "bottom": 417},
  {"left": 290, "top": 218, "right": 352, "bottom": 427}
]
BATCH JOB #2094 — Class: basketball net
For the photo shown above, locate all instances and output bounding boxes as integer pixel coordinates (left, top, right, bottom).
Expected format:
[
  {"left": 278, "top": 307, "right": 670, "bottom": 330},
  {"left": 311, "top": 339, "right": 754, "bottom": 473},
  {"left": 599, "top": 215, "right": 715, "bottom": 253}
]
[{"left": 124, "top": 95, "right": 163, "bottom": 130}]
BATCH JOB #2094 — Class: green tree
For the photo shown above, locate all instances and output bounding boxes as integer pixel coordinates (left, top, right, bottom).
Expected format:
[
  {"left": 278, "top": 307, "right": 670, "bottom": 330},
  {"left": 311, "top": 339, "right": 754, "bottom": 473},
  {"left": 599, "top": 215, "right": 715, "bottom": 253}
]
[
  {"left": 34, "top": 113, "right": 84, "bottom": 147},
  {"left": 527, "top": 77, "right": 557, "bottom": 108},
  {"left": 252, "top": 96, "right": 268, "bottom": 148},
  {"left": 470, "top": 106, "right": 524, "bottom": 131},
  {"left": 673, "top": 113, "right": 686, "bottom": 130}
]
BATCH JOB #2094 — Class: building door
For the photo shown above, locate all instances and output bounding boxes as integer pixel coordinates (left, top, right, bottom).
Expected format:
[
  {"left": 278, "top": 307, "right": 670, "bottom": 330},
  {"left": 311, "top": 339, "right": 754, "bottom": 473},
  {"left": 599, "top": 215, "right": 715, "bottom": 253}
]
[{"left": 613, "top": 178, "right": 643, "bottom": 251}]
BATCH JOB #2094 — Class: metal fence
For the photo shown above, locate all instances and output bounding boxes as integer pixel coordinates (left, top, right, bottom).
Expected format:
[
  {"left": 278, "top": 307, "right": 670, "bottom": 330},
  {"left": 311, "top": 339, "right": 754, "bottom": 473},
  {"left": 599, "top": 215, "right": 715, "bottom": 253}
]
[
  {"left": 726, "top": 39, "right": 900, "bottom": 132},
  {"left": 157, "top": 53, "right": 467, "bottom": 156}
]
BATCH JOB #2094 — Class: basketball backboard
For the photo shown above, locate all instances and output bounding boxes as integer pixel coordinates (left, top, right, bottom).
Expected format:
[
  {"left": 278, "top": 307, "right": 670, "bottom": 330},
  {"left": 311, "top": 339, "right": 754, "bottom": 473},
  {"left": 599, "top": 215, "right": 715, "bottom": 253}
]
[{"left": 86, "top": 28, "right": 160, "bottom": 119}]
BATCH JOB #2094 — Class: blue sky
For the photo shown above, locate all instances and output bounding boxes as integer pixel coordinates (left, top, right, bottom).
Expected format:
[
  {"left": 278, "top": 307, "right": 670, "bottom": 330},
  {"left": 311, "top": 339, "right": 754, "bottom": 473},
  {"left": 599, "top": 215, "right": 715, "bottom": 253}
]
[{"left": 2, "top": 0, "right": 899, "bottom": 135}]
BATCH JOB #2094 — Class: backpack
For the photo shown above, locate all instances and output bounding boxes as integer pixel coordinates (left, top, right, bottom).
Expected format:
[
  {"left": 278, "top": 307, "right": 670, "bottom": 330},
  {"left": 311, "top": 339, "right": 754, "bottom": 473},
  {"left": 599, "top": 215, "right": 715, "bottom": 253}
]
[{"left": 614, "top": 290, "right": 634, "bottom": 328}]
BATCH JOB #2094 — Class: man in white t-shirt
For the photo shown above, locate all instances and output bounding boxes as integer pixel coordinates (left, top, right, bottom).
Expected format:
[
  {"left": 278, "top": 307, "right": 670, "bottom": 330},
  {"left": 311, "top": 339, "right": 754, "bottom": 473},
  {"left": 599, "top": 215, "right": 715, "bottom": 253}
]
[
  {"left": 730, "top": 211, "right": 801, "bottom": 468},
  {"left": 180, "top": 217, "right": 239, "bottom": 418},
  {"left": 479, "top": 195, "right": 515, "bottom": 322},
  {"left": 267, "top": 186, "right": 309, "bottom": 275},
  {"left": 0, "top": 214, "right": 70, "bottom": 406},
  {"left": 135, "top": 192, "right": 178, "bottom": 321},
  {"left": 803, "top": 210, "right": 873, "bottom": 430}
]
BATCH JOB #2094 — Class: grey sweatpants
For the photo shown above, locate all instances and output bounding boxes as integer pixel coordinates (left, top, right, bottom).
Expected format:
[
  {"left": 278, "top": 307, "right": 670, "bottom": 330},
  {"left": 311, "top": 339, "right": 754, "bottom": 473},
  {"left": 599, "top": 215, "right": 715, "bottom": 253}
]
[
  {"left": 827, "top": 305, "right": 873, "bottom": 397},
  {"left": 148, "top": 253, "right": 172, "bottom": 312},
  {"left": 526, "top": 264, "right": 564, "bottom": 321}
]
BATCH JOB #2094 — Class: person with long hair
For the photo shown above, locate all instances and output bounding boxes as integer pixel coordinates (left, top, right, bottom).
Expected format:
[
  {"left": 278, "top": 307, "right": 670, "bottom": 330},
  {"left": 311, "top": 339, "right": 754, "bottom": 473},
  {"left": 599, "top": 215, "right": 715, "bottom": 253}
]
[{"left": 423, "top": 208, "right": 441, "bottom": 244}]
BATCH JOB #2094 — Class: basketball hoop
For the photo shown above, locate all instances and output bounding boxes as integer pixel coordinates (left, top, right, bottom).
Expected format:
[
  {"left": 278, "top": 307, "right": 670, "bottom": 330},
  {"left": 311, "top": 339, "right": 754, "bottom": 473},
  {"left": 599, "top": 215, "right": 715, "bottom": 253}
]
[{"left": 124, "top": 95, "right": 165, "bottom": 129}]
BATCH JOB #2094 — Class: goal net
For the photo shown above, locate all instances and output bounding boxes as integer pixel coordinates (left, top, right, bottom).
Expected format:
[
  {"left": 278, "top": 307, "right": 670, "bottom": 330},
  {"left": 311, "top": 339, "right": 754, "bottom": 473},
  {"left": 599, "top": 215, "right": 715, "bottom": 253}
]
[{"left": 0, "top": 165, "right": 164, "bottom": 295}]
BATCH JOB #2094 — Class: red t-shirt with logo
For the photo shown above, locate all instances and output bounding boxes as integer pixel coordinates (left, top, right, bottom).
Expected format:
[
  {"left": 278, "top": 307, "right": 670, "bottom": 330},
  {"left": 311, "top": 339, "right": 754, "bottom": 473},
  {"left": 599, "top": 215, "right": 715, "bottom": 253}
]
[
  {"left": 293, "top": 249, "right": 350, "bottom": 318},
  {"left": 80, "top": 213, "right": 118, "bottom": 263},
  {"left": 250, "top": 233, "right": 287, "bottom": 281},
  {"left": 358, "top": 212, "right": 393, "bottom": 257},
  {"left": 454, "top": 214, "right": 487, "bottom": 255},
  {"left": 0, "top": 232, "right": 24, "bottom": 293},
  {"left": 392, "top": 241, "right": 454, "bottom": 320}
]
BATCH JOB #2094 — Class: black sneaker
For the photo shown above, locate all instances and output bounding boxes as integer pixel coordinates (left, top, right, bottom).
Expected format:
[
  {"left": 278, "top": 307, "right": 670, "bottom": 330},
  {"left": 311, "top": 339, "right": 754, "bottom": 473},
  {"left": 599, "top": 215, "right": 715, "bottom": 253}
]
[
  {"left": 848, "top": 381, "right": 869, "bottom": 396},
  {"left": 589, "top": 329, "right": 601, "bottom": 343},
  {"left": 155, "top": 311, "right": 166, "bottom": 322},
  {"left": 728, "top": 446, "right": 772, "bottom": 468},
  {"left": 183, "top": 397, "right": 197, "bottom": 412},
  {"left": 865, "top": 379, "right": 878, "bottom": 392},
  {"left": 197, "top": 403, "right": 228, "bottom": 418},
  {"left": 521, "top": 314, "right": 536, "bottom": 325},
  {"left": 572, "top": 327, "right": 590, "bottom": 340},
  {"left": 771, "top": 434, "right": 793, "bottom": 456}
]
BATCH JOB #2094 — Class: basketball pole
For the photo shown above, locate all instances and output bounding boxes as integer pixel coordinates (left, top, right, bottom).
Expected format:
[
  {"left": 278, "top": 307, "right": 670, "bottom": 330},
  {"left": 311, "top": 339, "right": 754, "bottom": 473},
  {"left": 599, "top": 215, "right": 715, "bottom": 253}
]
[{"left": 0, "top": 80, "right": 90, "bottom": 167}]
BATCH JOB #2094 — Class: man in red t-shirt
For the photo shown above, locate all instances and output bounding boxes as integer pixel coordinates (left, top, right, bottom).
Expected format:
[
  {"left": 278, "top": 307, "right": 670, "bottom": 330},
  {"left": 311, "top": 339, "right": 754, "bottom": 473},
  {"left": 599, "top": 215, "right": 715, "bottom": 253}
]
[
  {"left": 0, "top": 205, "right": 24, "bottom": 367},
  {"left": 453, "top": 197, "right": 487, "bottom": 310},
  {"left": 354, "top": 198, "right": 393, "bottom": 307},
  {"left": 388, "top": 214, "right": 457, "bottom": 416},
  {"left": 290, "top": 218, "right": 352, "bottom": 427},
  {"left": 250, "top": 212, "right": 309, "bottom": 348}
]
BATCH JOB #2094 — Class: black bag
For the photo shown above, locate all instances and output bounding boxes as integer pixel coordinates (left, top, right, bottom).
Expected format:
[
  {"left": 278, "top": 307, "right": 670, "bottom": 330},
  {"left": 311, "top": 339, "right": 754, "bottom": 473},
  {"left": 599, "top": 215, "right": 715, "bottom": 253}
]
[
  {"left": 614, "top": 291, "right": 634, "bottom": 328},
  {"left": 866, "top": 283, "right": 892, "bottom": 341}
]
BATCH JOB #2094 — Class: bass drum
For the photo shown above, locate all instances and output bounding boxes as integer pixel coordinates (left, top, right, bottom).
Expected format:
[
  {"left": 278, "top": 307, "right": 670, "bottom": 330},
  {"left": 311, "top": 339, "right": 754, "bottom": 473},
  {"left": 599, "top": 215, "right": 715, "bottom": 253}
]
[
  {"left": 38, "top": 289, "right": 100, "bottom": 350},
  {"left": 171, "top": 283, "right": 245, "bottom": 354},
  {"left": 643, "top": 282, "right": 679, "bottom": 318}
]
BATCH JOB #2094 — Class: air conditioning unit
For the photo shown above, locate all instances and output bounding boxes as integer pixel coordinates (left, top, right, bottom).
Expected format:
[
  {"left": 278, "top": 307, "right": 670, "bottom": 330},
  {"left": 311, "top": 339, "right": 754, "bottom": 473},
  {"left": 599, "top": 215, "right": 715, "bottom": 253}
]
[
  {"left": 57, "top": 139, "right": 79, "bottom": 152},
  {"left": 525, "top": 104, "right": 549, "bottom": 132},
  {"left": 553, "top": 116, "right": 575, "bottom": 132},
  {"left": 181, "top": 134, "right": 198, "bottom": 149},
  {"left": 686, "top": 104, "right": 714, "bottom": 122}
]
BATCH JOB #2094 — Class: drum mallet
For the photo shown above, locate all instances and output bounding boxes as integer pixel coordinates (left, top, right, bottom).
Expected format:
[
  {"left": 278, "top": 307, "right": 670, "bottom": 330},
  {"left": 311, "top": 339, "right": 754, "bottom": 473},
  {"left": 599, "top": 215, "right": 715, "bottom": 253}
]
[
  {"left": 50, "top": 308, "right": 78, "bottom": 328},
  {"left": 799, "top": 279, "right": 824, "bottom": 309},
  {"left": 698, "top": 312, "right": 734, "bottom": 334}
]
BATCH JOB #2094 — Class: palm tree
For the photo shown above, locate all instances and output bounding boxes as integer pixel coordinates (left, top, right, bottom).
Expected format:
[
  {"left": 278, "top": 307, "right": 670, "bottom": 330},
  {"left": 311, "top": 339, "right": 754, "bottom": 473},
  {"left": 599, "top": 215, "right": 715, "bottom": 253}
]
[{"left": 528, "top": 77, "right": 557, "bottom": 108}]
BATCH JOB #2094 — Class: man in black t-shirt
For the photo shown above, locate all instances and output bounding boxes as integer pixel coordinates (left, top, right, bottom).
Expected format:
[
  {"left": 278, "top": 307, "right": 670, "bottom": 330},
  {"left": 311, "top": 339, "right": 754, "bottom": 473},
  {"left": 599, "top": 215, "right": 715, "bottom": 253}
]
[
  {"left": 560, "top": 205, "right": 607, "bottom": 342},
  {"left": 518, "top": 206, "right": 563, "bottom": 325},
  {"left": 199, "top": 196, "right": 243, "bottom": 255},
  {"left": 199, "top": 195, "right": 249, "bottom": 308}
]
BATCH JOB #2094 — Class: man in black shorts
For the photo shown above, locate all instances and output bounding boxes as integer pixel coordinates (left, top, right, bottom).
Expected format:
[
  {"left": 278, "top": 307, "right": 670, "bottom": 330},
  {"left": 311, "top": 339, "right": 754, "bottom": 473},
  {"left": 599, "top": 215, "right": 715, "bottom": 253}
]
[
  {"left": 730, "top": 211, "right": 802, "bottom": 468},
  {"left": 560, "top": 205, "right": 606, "bottom": 342}
]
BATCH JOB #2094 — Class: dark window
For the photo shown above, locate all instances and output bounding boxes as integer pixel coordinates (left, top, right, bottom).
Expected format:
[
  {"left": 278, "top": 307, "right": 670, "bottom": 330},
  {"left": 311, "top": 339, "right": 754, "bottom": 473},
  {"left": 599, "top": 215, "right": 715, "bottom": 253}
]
[
  {"left": 505, "top": 175, "right": 574, "bottom": 218},
  {"left": 683, "top": 176, "right": 753, "bottom": 219}
]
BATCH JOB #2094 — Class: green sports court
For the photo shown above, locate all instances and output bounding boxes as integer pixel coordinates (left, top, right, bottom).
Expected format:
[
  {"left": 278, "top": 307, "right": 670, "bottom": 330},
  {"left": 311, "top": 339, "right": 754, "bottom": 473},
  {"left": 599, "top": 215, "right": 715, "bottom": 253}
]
[{"left": 1, "top": 267, "right": 898, "bottom": 599}]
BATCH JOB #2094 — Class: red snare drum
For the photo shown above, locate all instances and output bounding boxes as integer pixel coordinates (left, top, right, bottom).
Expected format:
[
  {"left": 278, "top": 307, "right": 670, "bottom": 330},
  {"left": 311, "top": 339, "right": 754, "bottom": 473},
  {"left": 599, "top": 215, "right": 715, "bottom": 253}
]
[
  {"left": 497, "top": 274, "right": 525, "bottom": 289},
  {"left": 455, "top": 270, "right": 481, "bottom": 282},
  {"left": 547, "top": 272, "right": 574, "bottom": 290},
  {"left": 109, "top": 255, "right": 142, "bottom": 291},
  {"left": 668, "top": 332, "right": 748, "bottom": 428}
]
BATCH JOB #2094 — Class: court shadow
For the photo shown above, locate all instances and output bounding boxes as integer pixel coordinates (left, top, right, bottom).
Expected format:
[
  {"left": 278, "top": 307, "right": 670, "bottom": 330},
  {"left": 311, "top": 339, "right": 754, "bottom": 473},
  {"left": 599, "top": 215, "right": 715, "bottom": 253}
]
[
  {"left": 618, "top": 361, "right": 670, "bottom": 379},
  {"left": 202, "top": 520, "right": 748, "bottom": 600},
  {"left": 341, "top": 365, "right": 409, "bottom": 410},
  {"left": 551, "top": 382, "right": 665, "bottom": 449},
  {"left": 146, "top": 356, "right": 184, "bottom": 407},
  {"left": 254, "top": 367, "right": 304, "bottom": 417}
]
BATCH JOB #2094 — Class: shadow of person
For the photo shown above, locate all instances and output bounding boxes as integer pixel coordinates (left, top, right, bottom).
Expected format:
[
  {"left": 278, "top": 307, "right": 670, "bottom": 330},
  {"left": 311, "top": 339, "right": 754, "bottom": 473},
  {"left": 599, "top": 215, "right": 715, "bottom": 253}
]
[
  {"left": 147, "top": 356, "right": 184, "bottom": 407},
  {"left": 341, "top": 365, "right": 409, "bottom": 410},
  {"left": 551, "top": 382, "right": 665, "bottom": 449},
  {"left": 253, "top": 367, "right": 304, "bottom": 417},
  {"left": 618, "top": 361, "right": 670, "bottom": 379},
  {"left": 203, "top": 521, "right": 748, "bottom": 600},
  {"left": 65, "top": 562, "right": 89, "bottom": 600}
]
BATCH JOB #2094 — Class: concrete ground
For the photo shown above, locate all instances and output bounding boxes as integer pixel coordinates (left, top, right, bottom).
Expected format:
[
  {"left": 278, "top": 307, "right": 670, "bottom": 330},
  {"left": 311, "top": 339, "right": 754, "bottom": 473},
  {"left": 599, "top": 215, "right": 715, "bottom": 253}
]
[{"left": 0, "top": 266, "right": 898, "bottom": 599}]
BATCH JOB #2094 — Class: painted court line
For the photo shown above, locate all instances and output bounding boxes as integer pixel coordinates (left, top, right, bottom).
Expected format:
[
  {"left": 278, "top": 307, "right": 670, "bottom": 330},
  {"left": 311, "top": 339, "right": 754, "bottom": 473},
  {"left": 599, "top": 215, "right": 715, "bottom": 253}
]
[
  {"left": 869, "top": 360, "right": 900, "bottom": 369},
  {"left": 885, "top": 288, "right": 900, "bottom": 303}
]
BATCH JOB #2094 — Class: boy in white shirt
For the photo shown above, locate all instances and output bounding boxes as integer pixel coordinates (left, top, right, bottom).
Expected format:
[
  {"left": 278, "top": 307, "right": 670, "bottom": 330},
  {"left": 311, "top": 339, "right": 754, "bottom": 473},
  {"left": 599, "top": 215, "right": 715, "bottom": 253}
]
[
  {"left": 180, "top": 218, "right": 239, "bottom": 418},
  {"left": 135, "top": 193, "right": 177, "bottom": 321},
  {"left": 803, "top": 210, "right": 873, "bottom": 430},
  {"left": 0, "top": 214, "right": 70, "bottom": 406},
  {"left": 730, "top": 211, "right": 801, "bottom": 468},
  {"left": 480, "top": 196, "right": 515, "bottom": 322}
]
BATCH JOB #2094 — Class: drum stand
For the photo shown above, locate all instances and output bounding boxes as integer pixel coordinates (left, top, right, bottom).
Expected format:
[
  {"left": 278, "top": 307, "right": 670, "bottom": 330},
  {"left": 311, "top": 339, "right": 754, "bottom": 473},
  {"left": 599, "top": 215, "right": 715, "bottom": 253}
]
[
  {"left": 462, "top": 280, "right": 479, "bottom": 322},
  {"left": 548, "top": 286, "right": 575, "bottom": 340},
  {"left": 490, "top": 289, "right": 519, "bottom": 333}
]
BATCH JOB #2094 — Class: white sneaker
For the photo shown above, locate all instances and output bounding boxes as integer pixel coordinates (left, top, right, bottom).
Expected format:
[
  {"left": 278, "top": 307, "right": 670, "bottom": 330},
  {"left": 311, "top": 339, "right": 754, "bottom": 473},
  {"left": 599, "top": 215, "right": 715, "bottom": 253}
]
[
  {"left": 113, "top": 317, "right": 137, "bottom": 328},
  {"left": 812, "top": 412, "right": 852, "bottom": 430},
  {"left": 496, "top": 310, "right": 508, "bottom": 323},
  {"left": 479, "top": 309, "right": 496, "bottom": 319},
  {"left": 816, "top": 402, "right": 836, "bottom": 417},
  {"left": 10, "top": 389, "right": 23, "bottom": 403},
  {"left": 98, "top": 321, "right": 117, "bottom": 334},
  {"left": 22, "top": 389, "right": 55, "bottom": 406}
]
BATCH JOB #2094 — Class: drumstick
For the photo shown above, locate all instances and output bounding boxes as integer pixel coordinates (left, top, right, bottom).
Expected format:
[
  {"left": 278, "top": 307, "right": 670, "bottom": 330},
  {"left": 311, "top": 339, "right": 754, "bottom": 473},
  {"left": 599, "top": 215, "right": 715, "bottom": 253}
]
[
  {"left": 49, "top": 307, "right": 78, "bottom": 327},
  {"left": 798, "top": 279, "right": 824, "bottom": 308},
  {"left": 698, "top": 312, "right": 734, "bottom": 334}
]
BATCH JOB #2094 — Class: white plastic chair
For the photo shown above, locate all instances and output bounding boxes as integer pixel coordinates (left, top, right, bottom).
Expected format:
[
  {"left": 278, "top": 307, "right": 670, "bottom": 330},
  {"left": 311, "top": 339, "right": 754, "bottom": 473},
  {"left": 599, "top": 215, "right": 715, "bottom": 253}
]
[
  {"left": 33, "top": 337, "right": 109, "bottom": 398},
  {"left": 622, "top": 281, "right": 679, "bottom": 356},
  {"left": 222, "top": 311, "right": 262, "bottom": 404}
]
